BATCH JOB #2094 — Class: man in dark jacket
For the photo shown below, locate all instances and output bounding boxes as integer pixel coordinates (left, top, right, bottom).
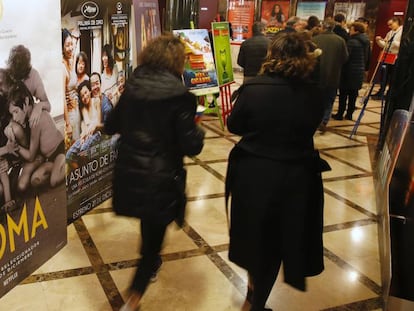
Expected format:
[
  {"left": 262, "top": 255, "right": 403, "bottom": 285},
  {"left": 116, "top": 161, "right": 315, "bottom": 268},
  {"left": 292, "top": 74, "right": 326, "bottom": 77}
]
[
  {"left": 237, "top": 22, "right": 270, "bottom": 82},
  {"left": 313, "top": 18, "right": 349, "bottom": 131},
  {"left": 333, "top": 22, "right": 371, "bottom": 120},
  {"left": 333, "top": 13, "right": 350, "bottom": 42}
]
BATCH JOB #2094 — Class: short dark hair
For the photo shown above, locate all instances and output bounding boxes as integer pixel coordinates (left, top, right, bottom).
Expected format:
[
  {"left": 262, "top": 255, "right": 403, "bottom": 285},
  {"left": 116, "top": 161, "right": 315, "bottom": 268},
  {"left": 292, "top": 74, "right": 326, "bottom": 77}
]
[
  {"left": 356, "top": 17, "right": 369, "bottom": 25},
  {"left": 389, "top": 16, "right": 402, "bottom": 25},
  {"left": 334, "top": 13, "right": 346, "bottom": 23},
  {"left": 351, "top": 22, "right": 366, "bottom": 34},
  {"left": 252, "top": 22, "right": 266, "bottom": 35},
  {"left": 8, "top": 81, "right": 34, "bottom": 110}
]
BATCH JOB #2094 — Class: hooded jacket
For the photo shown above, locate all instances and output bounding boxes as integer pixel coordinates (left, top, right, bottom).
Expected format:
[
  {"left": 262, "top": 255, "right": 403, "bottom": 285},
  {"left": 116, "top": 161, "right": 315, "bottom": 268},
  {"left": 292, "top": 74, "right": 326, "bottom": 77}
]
[{"left": 104, "top": 66, "right": 205, "bottom": 224}]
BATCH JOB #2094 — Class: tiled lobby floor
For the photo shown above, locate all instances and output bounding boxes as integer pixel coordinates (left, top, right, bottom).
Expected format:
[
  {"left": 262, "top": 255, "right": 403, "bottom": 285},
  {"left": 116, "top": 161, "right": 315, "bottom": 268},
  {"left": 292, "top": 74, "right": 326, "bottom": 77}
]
[{"left": 1, "top": 73, "right": 386, "bottom": 310}]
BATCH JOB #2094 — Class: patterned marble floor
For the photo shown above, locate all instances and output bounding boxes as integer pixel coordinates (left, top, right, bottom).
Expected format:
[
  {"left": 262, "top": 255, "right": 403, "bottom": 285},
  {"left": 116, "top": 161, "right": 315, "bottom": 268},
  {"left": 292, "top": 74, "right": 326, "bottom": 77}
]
[{"left": 0, "top": 73, "right": 386, "bottom": 310}]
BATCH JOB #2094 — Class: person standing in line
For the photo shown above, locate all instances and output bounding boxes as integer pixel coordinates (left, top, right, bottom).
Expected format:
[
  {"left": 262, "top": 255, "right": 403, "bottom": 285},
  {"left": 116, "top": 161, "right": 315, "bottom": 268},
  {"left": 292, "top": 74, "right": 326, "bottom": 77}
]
[
  {"left": 237, "top": 22, "right": 270, "bottom": 83},
  {"left": 333, "top": 22, "right": 371, "bottom": 121},
  {"left": 104, "top": 34, "right": 205, "bottom": 311},
  {"left": 312, "top": 18, "right": 348, "bottom": 132},
  {"left": 226, "top": 33, "right": 329, "bottom": 311},
  {"left": 333, "top": 13, "right": 350, "bottom": 42},
  {"left": 371, "top": 16, "right": 403, "bottom": 100}
]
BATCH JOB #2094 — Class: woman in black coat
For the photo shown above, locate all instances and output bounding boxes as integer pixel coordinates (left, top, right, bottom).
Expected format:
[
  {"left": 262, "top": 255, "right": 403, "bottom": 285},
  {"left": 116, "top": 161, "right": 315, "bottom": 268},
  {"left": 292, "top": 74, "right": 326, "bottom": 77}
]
[
  {"left": 226, "top": 33, "right": 329, "bottom": 311},
  {"left": 333, "top": 22, "right": 371, "bottom": 120},
  {"left": 104, "top": 35, "right": 205, "bottom": 310}
]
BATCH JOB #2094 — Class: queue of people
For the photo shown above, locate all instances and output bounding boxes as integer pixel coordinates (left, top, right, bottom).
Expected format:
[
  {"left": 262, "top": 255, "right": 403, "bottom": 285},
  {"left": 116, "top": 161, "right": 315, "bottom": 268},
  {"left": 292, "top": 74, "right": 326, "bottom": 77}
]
[{"left": 103, "top": 14, "right": 403, "bottom": 311}]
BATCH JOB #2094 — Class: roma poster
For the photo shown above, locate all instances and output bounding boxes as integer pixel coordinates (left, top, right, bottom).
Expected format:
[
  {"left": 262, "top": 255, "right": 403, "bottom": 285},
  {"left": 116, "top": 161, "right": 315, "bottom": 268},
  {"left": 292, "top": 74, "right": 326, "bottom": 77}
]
[
  {"left": 260, "top": 0, "right": 290, "bottom": 35},
  {"left": 174, "top": 29, "right": 220, "bottom": 96},
  {"left": 211, "top": 22, "right": 234, "bottom": 86},
  {"left": 0, "top": 0, "right": 67, "bottom": 298},
  {"left": 228, "top": 0, "right": 255, "bottom": 40},
  {"left": 62, "top": 0, "right": 132, "bottom": 223},
  {"left": 296, "top": 1, "right": 326, "bottom": 20},
  {"left": 133, "top": 0, "right": 162, "bottom": 54}
]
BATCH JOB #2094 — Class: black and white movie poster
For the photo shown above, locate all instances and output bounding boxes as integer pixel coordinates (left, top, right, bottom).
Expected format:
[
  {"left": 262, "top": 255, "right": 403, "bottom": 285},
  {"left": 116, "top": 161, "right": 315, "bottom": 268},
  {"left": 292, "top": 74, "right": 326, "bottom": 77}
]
[
  {"left": 61, "top": 0, "right": 132, "bottom": 223},
  {"left": 0, "top": 0, "right": 67, "bottom": 298}
]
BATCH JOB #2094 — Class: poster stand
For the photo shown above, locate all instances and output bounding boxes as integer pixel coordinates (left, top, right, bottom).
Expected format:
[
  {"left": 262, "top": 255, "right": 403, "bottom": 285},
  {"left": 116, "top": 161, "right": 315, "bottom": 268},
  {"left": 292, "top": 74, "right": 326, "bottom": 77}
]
[{"left": 196, "top": 92, "right": 224, "bottom": 129}]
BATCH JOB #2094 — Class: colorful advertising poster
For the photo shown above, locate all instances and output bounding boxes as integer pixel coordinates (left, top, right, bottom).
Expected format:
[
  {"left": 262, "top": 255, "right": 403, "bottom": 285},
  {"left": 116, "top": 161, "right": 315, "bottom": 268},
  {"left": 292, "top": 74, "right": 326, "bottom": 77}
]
[
  {"left": 228, "top": 0, "right": 255, "bottom": 40},
  {"left": 333, "top": 2, "right": 366, "bottom": 22},
  {"left": 211, "top": 22, "right": 234, "bottom": 85},
  {"left": 261, "top": 0, "right": 290, "bottom": 35},
  {"left": 174, "top": 29, "right": 220, "bottom": 96},
  {"left": 133, "top": 0, "right": 161, "bottom": 54},
  {"left": 62, "top": 0, "right": 132, "bottom": 223},
  {"left": 296, "top": 1, "right": 326, "bottom": 21},
  {"left": 0, "top": 0, "right": 67, "bottom": 298}
]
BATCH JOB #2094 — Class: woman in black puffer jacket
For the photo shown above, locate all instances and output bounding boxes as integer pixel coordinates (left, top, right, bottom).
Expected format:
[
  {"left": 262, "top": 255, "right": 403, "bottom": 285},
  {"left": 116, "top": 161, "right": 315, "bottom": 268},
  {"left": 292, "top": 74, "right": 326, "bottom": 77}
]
[
  {"left": 333, "top": 22, "right": 371, "bottom": 120},
  {"left": 104, "top": 34, "right": 205, "bottom": 311}
]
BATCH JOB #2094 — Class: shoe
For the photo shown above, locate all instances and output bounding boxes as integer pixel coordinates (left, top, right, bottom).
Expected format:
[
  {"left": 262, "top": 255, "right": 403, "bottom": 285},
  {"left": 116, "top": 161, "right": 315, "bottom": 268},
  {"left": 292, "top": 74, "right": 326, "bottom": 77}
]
[
  {"left": 371, "top": 93, "right": 383, "bottom": 100},
  {"left": 345, "top": 115, "right": 353, "bottom": 120},
  {"left": 332, "top": 114, "right": 343, "bottom": 120},
  {"left": 318, "top": 123, "right": 327, "bottom": 133},
  {"left": 150, "top": 257, "right": 162, "bottom": 282}
]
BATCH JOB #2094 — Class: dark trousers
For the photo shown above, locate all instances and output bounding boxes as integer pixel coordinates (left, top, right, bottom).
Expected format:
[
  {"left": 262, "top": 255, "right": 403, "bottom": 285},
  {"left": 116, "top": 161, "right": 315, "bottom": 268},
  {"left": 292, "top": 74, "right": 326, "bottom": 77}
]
[
  {"left": 321, "top": 87, "right": 338, "bottom": 125},
  {"left": 338, "top": 88, "right": 359, "bottom": 118},
  {"left": 131, "top": 220, "right": 167, "bottom": 294},
  {"left": 249, "top": 256, "right": 282, "bottom": 310},
  {"left": 376, "top": 64, "right": 394, "bottom": 96}
]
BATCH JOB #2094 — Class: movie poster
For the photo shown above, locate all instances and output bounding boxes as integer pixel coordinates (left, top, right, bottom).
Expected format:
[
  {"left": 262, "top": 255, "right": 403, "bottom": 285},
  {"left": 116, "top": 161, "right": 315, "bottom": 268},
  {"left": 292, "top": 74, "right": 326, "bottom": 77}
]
[
  {"left": 296, "top": 1, "right": 326, "bottom": 20},
  {"left": 133, "top": 0, "right": 161, "bottom": 54},
  {"left": 261, "top": 0, "right": 290, "bottom": 35},
  {"left": 174, "top": 29, "right": 220, "bottom": 96},
  {"left": 228, "top": 0, "right": 255, "bottom": 40},
  {"left": 0, "top": 0, "right": 67, "bottom": 298},
  {"left": 333, "top": 2, "right": 366, "bottom": 23},
  {"left": 62, "top": 0, "right": 132, "bottom": 223},
  {"left": 211, "top": 22, "right": 234, "bottom": 86}
]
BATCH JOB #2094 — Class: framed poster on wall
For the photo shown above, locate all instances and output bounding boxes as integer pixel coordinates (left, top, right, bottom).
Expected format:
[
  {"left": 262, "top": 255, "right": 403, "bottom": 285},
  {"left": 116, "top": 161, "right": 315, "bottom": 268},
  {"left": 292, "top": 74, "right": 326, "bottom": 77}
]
[
  {"left": 228, "top": 0, "right": 255, "bottom": 40},
  {"left": 261, "top": 0, "right": 290, "bottom": 35},
  {"left": 296, "top": 1, "right": 327, "bottom": 20},
  {"left": 334, "top": 2, "right": 366, "bottom": 22}
]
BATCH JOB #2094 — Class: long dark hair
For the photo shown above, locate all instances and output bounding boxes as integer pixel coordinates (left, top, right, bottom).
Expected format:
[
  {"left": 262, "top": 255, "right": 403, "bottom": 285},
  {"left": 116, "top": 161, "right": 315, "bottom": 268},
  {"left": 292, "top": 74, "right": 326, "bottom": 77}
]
[{"left": 271, "top": 4, "right": 284, "bottom": 23}]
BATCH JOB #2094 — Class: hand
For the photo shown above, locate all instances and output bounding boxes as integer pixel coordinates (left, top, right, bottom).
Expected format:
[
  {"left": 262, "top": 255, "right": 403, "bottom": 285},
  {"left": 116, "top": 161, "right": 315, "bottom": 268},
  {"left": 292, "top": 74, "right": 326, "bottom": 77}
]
[
  {"left": 375, "top": 36, "right": 382, "bottom": 41},
  {"left": 29, "top": 99, "right": 42, "bottom": 128},
  {"left": 66, "top": 123, "right": 73, "bottom": 137},
  {"left": 6, "top": 141, "right": 19, "bottom": 156},
  {"left": 4, "top": 125, "right": 15, "bottom": 143}
]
